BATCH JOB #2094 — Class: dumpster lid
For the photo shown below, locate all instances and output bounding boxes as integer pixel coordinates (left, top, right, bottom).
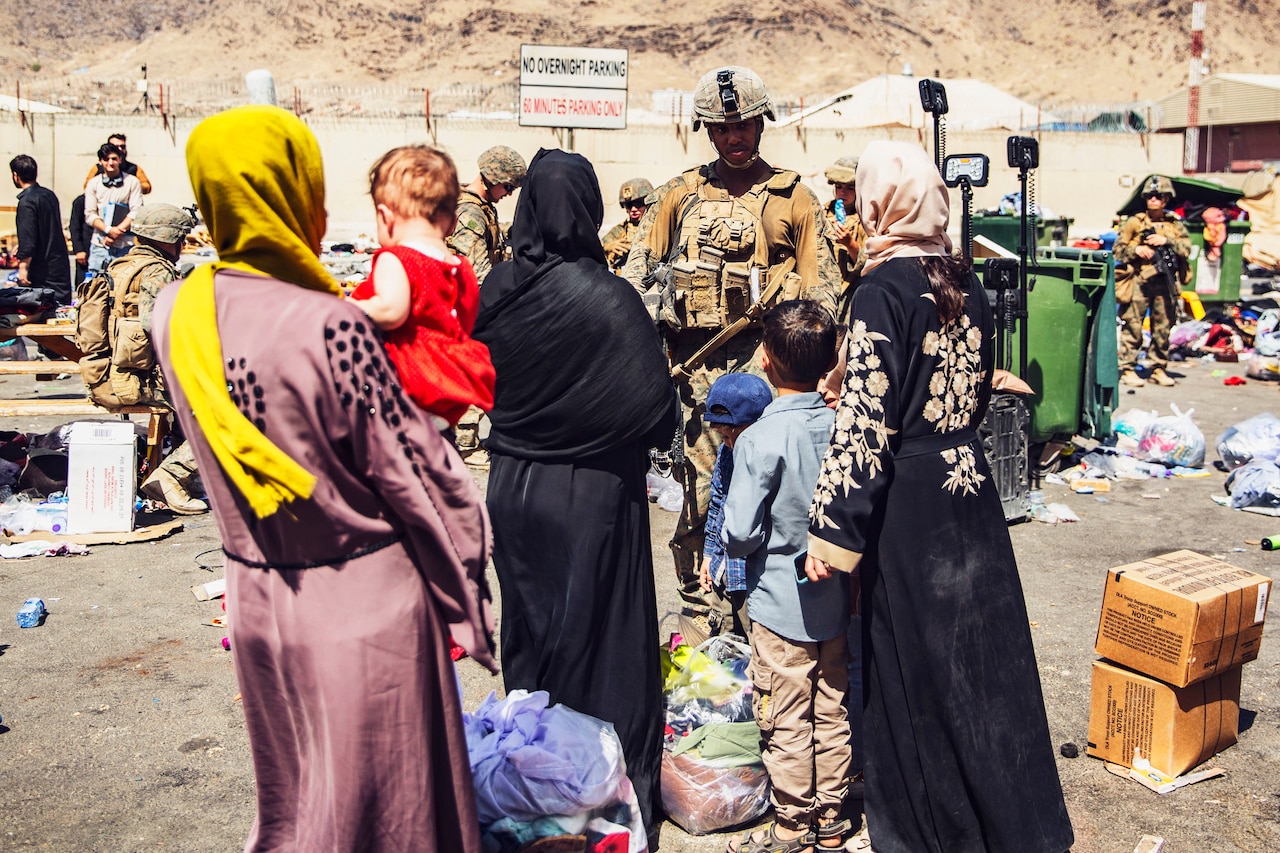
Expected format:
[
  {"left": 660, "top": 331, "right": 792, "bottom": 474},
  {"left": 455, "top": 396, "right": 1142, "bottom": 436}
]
[{"left": 1117, "top": 174, "right": 1242, "bottom": 218}]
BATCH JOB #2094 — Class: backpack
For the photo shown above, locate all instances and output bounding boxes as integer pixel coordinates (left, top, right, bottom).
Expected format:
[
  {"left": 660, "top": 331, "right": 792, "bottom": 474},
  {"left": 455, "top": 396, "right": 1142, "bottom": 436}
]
[{"left": 74, "top": 252, "right": 166, "bottom": 408}]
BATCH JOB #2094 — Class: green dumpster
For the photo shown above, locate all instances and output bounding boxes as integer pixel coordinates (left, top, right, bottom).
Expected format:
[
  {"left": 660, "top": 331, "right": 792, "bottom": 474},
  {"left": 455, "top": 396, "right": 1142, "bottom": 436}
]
[
  {"left": 1004, "top": 248, "right": 1118, "bottom": 443},
  {"left": 973, "top": 214, "right": 1073, "bottom": 254},
  {"left": 1117, "top": 174, "right": 1248, "bottom": 304},
  {"left": 1184, "top": 220, "right": 1250, "bottom": 303}
]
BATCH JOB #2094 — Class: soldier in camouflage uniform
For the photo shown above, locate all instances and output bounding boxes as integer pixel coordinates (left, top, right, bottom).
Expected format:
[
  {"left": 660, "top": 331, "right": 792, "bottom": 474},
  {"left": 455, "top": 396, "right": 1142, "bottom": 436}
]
[
  {"left": 622, "top": 66, "right": 839, "bottom": 639},
  {"left": 448, "top": 145, "right": 527, "bottom": 465},
  {"left": 823, "top": 156, "right": 868, "bottom": 322},
  {"left": 1115, "top": 175, "right": 1190, "bottom": 388},
  {"left": 601, "top": 177, "right": 654, "bottom": 271},
  {"left": 108, "top": 204, "right": 207, "bottom": 514}
]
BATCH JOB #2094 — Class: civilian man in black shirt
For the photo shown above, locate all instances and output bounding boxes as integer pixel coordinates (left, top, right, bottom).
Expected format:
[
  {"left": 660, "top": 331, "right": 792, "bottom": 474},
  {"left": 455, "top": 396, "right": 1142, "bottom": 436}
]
[{"left": 10, "top": 155, "right": 72, "bottom": 305}]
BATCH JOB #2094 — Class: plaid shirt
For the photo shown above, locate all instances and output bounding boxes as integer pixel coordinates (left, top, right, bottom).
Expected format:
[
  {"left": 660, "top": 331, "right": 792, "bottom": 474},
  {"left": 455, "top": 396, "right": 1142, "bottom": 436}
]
[{"left": 704, "top": 444, "right": 747, "bottom": 592}]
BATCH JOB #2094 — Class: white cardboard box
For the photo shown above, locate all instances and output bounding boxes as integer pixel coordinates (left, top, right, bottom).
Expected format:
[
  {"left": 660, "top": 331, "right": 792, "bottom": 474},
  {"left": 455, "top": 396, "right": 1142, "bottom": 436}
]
[{"left": 67, "top": 421, "right": 137, "bottom": 534}]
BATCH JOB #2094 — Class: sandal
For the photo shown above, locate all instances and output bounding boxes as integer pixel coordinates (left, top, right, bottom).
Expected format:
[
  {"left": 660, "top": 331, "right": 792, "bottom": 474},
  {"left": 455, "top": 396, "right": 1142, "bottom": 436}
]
[
  {"left": 724, "top": 821, "right": 816, "bottom": 853},
  {"left": 814, "top": 818, "right": 853, "bottom": 850}
]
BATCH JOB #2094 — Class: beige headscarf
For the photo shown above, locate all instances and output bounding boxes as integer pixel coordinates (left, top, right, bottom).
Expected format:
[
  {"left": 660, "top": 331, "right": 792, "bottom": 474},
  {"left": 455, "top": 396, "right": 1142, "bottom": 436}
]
[{"left": 855, "top": 141, "right": 953, "bottom": 274}]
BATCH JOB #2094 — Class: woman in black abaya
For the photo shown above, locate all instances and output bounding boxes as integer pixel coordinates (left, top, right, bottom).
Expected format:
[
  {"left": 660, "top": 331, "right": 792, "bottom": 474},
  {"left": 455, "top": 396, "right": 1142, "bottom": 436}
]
[{"left": 473, "top": 148, "right": 678, "bottom": 847}]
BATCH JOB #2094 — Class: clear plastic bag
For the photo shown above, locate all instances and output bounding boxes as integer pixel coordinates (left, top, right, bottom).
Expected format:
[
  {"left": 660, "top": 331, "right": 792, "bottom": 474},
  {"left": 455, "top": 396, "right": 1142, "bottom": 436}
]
[
  {"left": 1113, "top": 408, "right": 1159, "bottom": 439},
  {"left": 1216, "top": 413, "right": 1280, "bottom": 470},
  {"left": 660, "top": 750, "right": 770, "bottom": 835},
  {"left": 1137, "top": 405, "right": 1206, "bottom": 468},
  {"left": 1226, "top": 460, "right": 1280, "bottom": 509}
]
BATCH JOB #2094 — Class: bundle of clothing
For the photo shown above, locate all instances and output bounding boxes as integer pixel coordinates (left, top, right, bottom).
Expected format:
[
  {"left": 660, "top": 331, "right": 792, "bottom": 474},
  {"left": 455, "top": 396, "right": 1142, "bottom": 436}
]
[{"left": 463, "top": 690, "right": 647, "bottom": 853}]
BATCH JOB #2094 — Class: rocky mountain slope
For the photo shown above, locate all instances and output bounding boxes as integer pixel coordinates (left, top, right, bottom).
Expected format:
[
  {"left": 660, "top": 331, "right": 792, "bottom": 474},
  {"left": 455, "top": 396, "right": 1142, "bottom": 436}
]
[{"left": 3, "top": 0, "right": 1278, "bottom": 108}]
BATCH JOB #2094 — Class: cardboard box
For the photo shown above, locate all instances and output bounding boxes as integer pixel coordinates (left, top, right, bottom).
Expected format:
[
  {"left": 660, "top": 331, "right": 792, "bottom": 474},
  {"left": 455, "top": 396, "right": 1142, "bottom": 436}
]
[
  {"left": 67, "top": 421, "right": 137, "bottom": 534},
  {"left": 1086, "top": 659, "right": 1240, "bottom": 777},
  {"left": 1094, "top": 550, "right": 1270, "bottom": 687}
]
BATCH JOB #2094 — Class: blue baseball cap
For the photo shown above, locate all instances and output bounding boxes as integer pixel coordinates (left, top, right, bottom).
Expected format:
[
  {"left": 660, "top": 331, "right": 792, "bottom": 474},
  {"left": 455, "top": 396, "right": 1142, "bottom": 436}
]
[{"left": 703, "top": 373, "right": 772, "bottom": 426}]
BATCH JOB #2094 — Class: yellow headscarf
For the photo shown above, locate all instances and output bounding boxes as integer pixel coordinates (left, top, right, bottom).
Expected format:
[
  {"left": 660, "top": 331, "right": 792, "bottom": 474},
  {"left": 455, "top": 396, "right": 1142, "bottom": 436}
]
[{"left": 168, "top": 106, "right": 342, "bottom": 518}]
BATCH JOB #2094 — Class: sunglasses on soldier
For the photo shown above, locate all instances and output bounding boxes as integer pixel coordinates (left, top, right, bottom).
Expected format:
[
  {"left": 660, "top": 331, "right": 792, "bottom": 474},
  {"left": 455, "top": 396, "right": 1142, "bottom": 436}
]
[
  {"left": 623, "top": 200, "right": 646, "bottom": 210},
  {"left": 1144, "top": 191, "right": 1165, "bottom": 201}
]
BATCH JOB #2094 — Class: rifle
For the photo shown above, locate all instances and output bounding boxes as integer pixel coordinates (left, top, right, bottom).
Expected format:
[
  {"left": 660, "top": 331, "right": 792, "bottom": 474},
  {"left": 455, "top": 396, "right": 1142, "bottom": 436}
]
[{"left": 1142, "top": 228, "right": 1184, "bottom": 303}]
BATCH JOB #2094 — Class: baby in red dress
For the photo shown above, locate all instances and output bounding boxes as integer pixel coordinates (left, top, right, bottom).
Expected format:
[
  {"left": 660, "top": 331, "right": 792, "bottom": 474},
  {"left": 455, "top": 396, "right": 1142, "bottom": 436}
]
[{"left": 350, "top": 145, "right": 495, "bottom": 430}]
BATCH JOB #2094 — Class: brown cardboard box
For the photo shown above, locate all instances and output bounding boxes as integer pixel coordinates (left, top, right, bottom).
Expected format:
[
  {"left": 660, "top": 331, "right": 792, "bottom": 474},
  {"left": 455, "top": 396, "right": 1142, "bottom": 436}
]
[
  {"left": 1094, "top": 550, "right": 1270, "bottom": 687},
  {"left": 1086, "top": 659, "right": 1241, "bottom": 777}
]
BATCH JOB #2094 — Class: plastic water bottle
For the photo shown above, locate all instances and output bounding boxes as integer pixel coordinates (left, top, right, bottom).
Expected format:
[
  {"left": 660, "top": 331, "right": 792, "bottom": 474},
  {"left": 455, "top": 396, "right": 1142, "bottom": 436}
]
[
  {"left": 17, "top": 598, "right": 46, "bottom": 628},
  {"left": 35, "top": 503, "right": 68, "bottom": 535},
  {"left": 833, "top": 198, "right": 847, "bottom": 224}
]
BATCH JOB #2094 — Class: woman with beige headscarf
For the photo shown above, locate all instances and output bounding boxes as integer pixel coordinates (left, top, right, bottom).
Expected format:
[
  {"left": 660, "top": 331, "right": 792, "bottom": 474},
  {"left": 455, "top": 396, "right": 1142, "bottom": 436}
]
[
  {"left": 804, "top": 141, "right": 1073, "bottom": 852},
  {"left": 150, "top": 105, "right": 496, "bottom": 852}
]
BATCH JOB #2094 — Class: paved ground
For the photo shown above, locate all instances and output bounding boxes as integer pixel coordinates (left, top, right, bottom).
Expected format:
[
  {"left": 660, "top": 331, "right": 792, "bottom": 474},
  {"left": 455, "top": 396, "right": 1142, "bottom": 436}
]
[{"left": 1, "top": 357, "right": 1279, "bottom": 853}]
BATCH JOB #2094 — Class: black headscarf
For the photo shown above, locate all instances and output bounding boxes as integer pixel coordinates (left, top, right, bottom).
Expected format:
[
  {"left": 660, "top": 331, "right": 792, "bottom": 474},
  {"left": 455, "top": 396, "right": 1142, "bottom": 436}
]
[{"left": 474, "top": 149, "right": 675, "bottom": 460}]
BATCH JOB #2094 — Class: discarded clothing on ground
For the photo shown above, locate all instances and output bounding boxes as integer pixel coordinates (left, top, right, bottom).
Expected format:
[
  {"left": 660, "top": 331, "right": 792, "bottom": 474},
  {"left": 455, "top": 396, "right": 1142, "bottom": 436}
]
[
  {"left": 1217, "top": 413, "right": 1280, "bottom": 470},
  {"left": 463, "top": 689, "right": 646, "bottom": 853}
]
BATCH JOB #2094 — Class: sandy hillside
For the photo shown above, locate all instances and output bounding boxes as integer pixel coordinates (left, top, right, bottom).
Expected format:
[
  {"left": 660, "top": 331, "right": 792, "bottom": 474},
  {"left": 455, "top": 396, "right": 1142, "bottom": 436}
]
[{"left": 2, "top": 0, "right": 1278, "bottom": 108}]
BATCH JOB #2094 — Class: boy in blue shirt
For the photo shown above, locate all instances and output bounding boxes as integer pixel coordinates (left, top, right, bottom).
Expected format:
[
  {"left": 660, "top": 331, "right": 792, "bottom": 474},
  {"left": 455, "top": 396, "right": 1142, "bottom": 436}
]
[
  {"left": 700, "top": 372, "right": 774, "bottom": 641},
  {"left": 724, "top": 300, "right": 851, "bottom": 853}
]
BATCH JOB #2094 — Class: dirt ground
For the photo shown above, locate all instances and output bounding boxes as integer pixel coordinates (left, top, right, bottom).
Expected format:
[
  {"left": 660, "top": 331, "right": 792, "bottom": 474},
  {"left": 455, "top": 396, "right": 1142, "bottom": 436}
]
[{"left": 1, "top": 355, "right": 1279, "bottom": 853}]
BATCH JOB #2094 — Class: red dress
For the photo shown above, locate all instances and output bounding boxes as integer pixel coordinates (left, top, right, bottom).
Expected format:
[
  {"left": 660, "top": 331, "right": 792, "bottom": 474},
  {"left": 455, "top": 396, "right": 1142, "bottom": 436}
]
[{"left": 352, "top": 245, "right": 495, "bottom": 424}]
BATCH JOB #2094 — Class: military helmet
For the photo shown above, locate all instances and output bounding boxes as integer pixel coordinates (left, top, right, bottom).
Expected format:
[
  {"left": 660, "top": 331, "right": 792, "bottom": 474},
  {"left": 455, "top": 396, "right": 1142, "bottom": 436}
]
[
  {"left": 825, "top": 156, "right": 859, "bottom": 185},
  {"left": 131, "top": 204, "right": 195, "bottom": 243},
  {"left": 1143, "top": 175, "right": 1175, "bottom": 199},
  {"left": 691, "top": 66, "right": 776, "bottom": 131},
  {"left": 478, "top": 145, "right": 527, "bottom": 188},
  {"left": 618, "top": 178, "right": 654, "bottom": 207}
]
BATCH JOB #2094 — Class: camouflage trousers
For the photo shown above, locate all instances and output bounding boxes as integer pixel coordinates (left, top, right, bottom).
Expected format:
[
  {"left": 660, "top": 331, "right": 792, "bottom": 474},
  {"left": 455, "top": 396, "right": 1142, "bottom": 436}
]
[
  {"left": 455, "top": 405, "right": 485, "bottom": 453},
  {"left": 158, "top": 440, "right": 199, "bottom": 490},
  {"left": 669, "top": 329, "right": 767, "bottom": 619},
  {"left": 1118, "top": 281, "right": 1176, "bottom": 371}
]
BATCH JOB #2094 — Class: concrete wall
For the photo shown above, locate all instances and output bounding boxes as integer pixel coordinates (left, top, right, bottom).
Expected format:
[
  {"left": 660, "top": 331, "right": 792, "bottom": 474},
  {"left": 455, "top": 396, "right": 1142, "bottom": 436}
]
[{"left": 1, "top": 111, "right": 1184, "bottom": 241}]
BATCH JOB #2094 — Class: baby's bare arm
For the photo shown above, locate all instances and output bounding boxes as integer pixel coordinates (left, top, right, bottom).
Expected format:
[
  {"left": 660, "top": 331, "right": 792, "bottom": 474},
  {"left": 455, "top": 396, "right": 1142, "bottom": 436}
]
[{"left": 352, "top": 252, "right": 412, "bottom": 330}]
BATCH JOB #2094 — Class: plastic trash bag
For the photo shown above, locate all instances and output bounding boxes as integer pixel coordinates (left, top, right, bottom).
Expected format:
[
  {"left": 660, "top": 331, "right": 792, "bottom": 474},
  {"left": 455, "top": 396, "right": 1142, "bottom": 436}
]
[
  {"left": 1256, "top": 331, "right": 1280, "bottom": 358},
  {"left": 1246, "top": 352, "right": 1280, "bottom": 381},
  {"left": 1216, "top": 413, "right": 1280, "bottom": 470},
  {"left": 1137, "top": 405, "right": 1206, "bottom": 468},
  {"left": 665, "top": 635, "right": 752, "bottom": 710},
  {"left": 660, "top": 750, "right": 770, "bottom": 835},
  {"left": 1169, "top": 320, "right": 1212, "bottom": 350},
  {"left": 1226, "top": 460, "right": 1280, "bottom": 509},
  {"left": 1113, "top": 408, "right": 1159, "bottom": 439}
]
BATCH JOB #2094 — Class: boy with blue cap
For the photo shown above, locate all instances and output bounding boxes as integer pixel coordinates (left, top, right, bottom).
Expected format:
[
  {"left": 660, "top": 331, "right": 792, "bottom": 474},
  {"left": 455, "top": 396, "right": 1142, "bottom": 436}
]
[{"left": 699, "top": 371, "right": 774, "bottom": 643}]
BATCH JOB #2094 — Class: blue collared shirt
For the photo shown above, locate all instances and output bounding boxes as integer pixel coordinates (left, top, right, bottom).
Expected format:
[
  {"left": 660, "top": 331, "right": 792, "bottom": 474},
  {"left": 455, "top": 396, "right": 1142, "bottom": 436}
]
[{"left": 724, "top": 392, "right": 848, "bottom": 643}]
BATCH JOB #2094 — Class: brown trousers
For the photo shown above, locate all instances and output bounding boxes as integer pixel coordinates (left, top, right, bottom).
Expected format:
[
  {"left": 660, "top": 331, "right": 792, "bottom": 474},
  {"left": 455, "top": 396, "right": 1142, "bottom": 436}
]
[{"left": 749, "top": 622, "right": 851, "bottom": 830}]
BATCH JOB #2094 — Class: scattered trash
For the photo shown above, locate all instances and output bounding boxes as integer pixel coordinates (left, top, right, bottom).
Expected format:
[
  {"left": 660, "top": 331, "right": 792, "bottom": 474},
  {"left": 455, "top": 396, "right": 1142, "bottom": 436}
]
[
  {"left": 191, "top": 577, "right": 227, "bottom": 601},
  {"left": 1059, "top": 742, "right": 1080, "bottom": 759},
  {"left": 1133, "top": 835, "right": 1167, "bottom": 853},
  {"left": 1071, "top": 478, "right": 1111, "bottom": 493},
  {"left": 1105, "top": 759, "right": 1227, "bottom": 796},
  {"left": 1225, "top": 460, "right": 1280, "bottom": 509},
  {"left": 0, "top": 541, "right": 89, "bottom": 559},
  {"left": 1223, "top": 375, "right": 1248, "bottom": 385},
  {"left": 16, "top": 597, "right": 46, "bottom": 628},
  {"left": 1263, "top": 535, "right": 1280, "bottom": 551},
  {"left": 647, "top": 464, "right": 681, "bottom": 513},
  {"left": 1031, "top": 503, "right": 1080, "bottom": 524}
]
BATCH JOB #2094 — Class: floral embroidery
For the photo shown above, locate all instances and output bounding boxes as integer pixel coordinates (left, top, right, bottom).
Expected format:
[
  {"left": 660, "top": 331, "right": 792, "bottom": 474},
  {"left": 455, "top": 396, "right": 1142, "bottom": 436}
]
[
  {"left": 941, "top": 446, "right": 986, "bottom": 496},
  {"left": 811, "top": 320, "right": 897, "bottom": 530},
  {"left": 921, "top": 307, "right": 987, "bottom": 434}
]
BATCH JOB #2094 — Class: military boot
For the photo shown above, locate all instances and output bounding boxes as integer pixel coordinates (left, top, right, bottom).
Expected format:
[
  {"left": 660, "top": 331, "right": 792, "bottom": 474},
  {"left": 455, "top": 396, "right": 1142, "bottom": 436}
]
[
  {"left": 1120, "top": 369, "right": 1146, "bottom": 388},
  {"left": 1148, "top": 367, "right": 1177, "bottom": 387},
  {"left": 140, "top": 467, "right": 208, "bottom": 515}
]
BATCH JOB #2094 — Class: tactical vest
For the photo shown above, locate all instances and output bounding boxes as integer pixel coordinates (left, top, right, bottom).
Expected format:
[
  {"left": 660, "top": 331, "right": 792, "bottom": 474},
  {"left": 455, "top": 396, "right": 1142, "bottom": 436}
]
[
  {"left": 666, "top": 168, "right": 802, "bottom": 329},
  {"left": 446, "top": 190, "right": 503, "bottom": 268},
  {"left": 74, "top": 249, "right": 168, "bottom": 408}
]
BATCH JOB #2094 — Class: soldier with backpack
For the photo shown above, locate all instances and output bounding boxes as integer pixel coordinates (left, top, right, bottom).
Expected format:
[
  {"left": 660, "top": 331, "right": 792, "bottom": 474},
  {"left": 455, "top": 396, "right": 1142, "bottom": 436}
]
[
  {"left": 622, "top": 65, "right": 839, "bottom": 642},
  {"left": 75, "top": 204, "right": 207, "bottom": 514}
]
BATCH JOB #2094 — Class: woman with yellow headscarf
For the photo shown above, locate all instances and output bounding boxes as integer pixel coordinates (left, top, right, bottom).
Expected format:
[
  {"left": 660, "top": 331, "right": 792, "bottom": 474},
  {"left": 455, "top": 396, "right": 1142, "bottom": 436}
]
[{"left": 151, "top": 105, "right": 495, "bottom": 852}]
